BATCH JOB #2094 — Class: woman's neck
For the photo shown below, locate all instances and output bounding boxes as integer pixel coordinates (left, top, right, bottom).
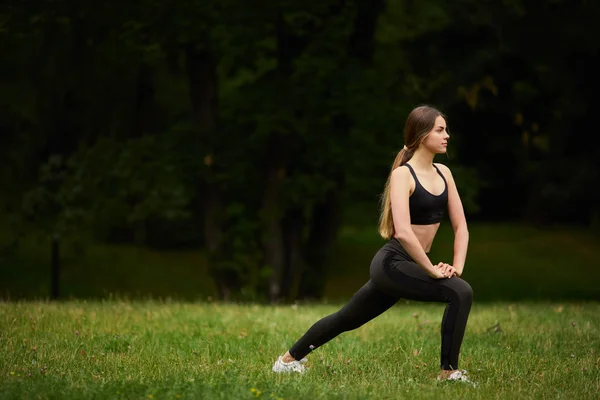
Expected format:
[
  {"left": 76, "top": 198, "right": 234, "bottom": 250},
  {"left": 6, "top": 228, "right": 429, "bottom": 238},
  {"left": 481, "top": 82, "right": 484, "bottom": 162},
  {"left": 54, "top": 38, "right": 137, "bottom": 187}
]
[{"left": 408, "top": 148, "right": 436, "bottom": 171}]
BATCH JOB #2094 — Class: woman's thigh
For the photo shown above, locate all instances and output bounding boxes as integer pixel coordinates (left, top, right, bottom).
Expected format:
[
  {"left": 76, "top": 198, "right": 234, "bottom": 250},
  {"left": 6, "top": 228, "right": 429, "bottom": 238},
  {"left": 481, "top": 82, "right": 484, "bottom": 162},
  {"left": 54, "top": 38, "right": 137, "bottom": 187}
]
[{"left": 372, "top": 257, "right": 470, "bottom": 303}]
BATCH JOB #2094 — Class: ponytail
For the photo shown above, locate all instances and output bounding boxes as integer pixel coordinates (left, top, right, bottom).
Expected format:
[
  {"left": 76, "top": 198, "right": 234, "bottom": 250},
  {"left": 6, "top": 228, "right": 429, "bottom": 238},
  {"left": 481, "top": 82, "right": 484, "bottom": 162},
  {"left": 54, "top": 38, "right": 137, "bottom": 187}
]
[{"left": 378, "top": 147, "right": 412, "bottom": 239}]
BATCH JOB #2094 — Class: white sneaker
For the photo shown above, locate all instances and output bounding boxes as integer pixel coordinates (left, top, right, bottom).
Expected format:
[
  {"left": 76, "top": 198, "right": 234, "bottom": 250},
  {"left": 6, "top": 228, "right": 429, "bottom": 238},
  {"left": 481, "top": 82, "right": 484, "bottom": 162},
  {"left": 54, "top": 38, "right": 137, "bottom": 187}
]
[
  {"left": 272, "top": 356, "right": 307, "bottom": 373},
  {"left": 441, "top": 370, "right": 477, "bottom": 387},
  {"left": 447, "top": 370, "right": 469, "bottom": 381}
]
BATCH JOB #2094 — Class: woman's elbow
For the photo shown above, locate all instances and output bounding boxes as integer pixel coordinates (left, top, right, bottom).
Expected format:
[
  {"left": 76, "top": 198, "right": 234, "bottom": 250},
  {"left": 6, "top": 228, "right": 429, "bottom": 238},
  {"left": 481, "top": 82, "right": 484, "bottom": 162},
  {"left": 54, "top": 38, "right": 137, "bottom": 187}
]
[
  {"left": 454, "top": 224, "right": 469, "bottom": 236},
  {"left": 451, "top": 218, "right": 467, "bottom": 232},
  {"left": 393, "top": 228, "right": 412, "bottom": 242}
]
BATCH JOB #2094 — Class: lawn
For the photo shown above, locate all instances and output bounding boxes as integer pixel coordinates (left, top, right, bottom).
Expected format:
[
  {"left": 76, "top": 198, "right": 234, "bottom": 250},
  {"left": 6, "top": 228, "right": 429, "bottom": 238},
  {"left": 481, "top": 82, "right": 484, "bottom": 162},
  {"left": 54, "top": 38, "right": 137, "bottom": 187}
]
[{"left": 1, "top": 301, "right": 598, "bottom": 399}]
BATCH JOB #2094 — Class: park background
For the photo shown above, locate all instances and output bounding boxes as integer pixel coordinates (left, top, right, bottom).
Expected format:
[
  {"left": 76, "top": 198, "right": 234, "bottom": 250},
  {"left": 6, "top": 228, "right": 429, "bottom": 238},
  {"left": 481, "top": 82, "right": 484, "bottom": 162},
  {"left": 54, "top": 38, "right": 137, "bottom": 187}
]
[
  {"left": 2, "top": 2, "right": 600, "bottom": 399},
  {"left": 1, "top": 0, "right": 599, "bottom": 304}
]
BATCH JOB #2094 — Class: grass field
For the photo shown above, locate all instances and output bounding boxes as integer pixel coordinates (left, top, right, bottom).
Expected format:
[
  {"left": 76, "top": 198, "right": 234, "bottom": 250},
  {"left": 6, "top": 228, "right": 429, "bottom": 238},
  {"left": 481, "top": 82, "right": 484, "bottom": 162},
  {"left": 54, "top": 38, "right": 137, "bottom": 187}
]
[{"left": 1, "top": 300, "right": 598, "bottom": 399}]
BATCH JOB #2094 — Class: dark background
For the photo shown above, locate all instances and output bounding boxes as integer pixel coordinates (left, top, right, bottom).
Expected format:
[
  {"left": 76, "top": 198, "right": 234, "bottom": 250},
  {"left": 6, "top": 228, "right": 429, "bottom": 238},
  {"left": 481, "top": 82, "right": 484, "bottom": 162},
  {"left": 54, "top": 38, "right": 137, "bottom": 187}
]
[{"left": 1, "top": 0, "right": 598, "bottom": 303}]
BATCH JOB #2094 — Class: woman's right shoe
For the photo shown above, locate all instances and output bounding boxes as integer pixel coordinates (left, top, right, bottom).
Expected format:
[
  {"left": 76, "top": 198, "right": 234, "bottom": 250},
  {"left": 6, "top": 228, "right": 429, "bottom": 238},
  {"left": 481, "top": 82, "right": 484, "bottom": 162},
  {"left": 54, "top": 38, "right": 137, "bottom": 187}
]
[
  {"left": 439, "top": 370, "right": 477, "bottom": 387},
  {"left": 272, "top": 356, "right": 307, "bottom": 373},
  {"left": 447, "top": 369, "right": 470, "bottom": 381}
]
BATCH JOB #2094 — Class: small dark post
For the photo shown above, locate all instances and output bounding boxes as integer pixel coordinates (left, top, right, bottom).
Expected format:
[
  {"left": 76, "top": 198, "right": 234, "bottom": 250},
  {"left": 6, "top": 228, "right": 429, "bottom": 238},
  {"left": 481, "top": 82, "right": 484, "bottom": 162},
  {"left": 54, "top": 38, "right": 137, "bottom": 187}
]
[{"left": 51, "top": 234, "right": 60, "bottom": 300}]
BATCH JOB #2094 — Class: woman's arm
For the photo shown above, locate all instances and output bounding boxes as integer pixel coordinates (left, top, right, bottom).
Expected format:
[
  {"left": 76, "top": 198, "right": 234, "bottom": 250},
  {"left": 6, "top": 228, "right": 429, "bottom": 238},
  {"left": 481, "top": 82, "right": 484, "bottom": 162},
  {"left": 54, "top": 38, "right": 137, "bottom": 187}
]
[
  {"left": 390, "top": 167, "right": 445, "bottom": 279},
  {"left": 436, "top": 163, "right": 469, "bottom": 276}
]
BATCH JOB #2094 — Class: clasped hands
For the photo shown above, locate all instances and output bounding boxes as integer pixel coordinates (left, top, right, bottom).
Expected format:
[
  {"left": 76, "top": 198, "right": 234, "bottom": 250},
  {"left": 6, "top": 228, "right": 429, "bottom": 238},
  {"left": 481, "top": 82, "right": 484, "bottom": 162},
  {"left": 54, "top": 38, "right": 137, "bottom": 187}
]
[{"left": 431, "top": 262, "right": 458, "bottom": 279}]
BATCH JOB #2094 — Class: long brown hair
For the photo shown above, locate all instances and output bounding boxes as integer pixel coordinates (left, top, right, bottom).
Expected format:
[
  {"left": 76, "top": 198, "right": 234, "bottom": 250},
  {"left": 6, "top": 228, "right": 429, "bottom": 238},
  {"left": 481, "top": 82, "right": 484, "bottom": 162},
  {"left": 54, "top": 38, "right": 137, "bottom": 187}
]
[{"left": 378, "top": 105, "right": 445, "bottom": 239}]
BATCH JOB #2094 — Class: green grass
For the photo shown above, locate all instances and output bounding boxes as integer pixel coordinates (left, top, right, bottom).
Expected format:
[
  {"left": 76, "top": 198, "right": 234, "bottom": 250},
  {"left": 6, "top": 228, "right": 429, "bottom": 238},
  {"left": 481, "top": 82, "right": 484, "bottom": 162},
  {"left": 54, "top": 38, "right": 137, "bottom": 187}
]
[
  {"left": 1, "top": 222, "right": 599, "bottom": 301},
  {"left": 1, "top": 301, "right": 598, "bottom": 399}
]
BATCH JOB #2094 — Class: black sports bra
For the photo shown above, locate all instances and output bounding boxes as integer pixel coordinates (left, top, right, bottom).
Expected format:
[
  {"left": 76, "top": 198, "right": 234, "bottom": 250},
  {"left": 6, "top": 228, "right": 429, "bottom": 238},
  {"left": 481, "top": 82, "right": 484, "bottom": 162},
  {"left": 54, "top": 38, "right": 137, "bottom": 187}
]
[{"left": 404, "top": 163, "right": 448, "bottom": 225}]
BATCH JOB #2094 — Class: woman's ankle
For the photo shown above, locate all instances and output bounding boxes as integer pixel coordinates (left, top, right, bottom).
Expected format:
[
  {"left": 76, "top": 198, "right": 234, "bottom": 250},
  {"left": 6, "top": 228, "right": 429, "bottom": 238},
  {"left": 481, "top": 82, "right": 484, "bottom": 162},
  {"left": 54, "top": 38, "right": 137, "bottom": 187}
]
[
  {"left": 282, "top": 352, "right": 296, "bottom": 363},
  {"left": 438, "top": 369, "right": 457, "bottom": 379}
]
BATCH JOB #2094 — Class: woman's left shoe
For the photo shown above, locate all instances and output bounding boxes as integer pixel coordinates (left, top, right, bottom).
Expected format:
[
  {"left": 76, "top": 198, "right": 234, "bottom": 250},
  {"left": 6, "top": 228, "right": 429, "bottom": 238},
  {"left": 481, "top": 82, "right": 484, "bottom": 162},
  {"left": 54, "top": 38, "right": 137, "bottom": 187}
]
[{"left": 272, "top": 356, "right": 307, "bottom": 374}]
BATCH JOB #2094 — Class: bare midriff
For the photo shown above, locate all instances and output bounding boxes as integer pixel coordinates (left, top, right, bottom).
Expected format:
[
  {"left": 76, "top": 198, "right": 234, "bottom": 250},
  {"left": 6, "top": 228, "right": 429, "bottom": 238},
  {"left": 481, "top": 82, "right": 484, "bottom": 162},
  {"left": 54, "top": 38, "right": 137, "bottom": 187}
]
[{"left": 411, "top": 222, "right": 441, "bottom": 253}]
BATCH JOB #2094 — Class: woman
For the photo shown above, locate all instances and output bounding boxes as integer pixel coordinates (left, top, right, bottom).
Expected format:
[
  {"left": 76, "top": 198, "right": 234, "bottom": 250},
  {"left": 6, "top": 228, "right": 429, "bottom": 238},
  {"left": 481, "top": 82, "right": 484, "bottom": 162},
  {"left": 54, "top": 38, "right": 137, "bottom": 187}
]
[{"left": 272, "top": 105, "right": 473, "bottom": 382}]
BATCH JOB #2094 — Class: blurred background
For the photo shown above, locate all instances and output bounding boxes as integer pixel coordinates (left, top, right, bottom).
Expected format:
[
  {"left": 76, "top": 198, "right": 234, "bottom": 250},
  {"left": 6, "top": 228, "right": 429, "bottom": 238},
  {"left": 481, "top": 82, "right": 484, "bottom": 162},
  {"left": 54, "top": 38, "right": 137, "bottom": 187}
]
[{"left": 1, "top": 0, "right": 599, "bottom": 303}]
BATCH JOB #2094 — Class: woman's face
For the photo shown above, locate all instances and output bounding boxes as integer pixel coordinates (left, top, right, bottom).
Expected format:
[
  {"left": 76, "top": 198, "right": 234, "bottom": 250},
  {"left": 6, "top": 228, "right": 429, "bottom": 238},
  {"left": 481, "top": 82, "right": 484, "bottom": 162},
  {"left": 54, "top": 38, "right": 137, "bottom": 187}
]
[{"left": 421, "top": 116, "right": 449, "bottom": 154}]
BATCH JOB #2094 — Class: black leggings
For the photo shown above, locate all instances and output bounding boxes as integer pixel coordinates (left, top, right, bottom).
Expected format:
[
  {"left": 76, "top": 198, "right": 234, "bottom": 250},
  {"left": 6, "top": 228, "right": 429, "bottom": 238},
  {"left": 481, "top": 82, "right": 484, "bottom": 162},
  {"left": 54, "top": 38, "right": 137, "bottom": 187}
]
[{"left": 288, "top": 239, "right": 473, "bottom": 370}]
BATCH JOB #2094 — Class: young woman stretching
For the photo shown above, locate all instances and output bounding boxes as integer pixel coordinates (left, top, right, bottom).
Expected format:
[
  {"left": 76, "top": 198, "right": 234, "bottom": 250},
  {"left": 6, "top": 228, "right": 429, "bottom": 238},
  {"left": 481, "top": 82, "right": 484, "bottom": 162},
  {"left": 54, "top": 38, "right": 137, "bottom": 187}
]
[{"left": 272, "top": 105, "right": 473, "bottom": 382}]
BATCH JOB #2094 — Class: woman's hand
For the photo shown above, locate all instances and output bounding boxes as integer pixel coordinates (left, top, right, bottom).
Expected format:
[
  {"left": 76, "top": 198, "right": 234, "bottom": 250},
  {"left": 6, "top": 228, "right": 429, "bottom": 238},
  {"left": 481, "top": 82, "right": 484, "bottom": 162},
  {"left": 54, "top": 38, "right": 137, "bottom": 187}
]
[
  {"left": 428, "top": 263, "right": 448, "bottom": 279},
  {"left": 439, "top": 262, "right": 457, "bottom": 278},
  {"left": 429, "top": 262, "right": 456, "bottom": 279}
]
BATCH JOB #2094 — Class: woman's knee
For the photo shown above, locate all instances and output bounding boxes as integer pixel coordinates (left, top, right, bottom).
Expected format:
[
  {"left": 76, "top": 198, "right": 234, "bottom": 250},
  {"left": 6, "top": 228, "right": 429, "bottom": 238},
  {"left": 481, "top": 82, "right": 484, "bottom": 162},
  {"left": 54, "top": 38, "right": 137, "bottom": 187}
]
[
  {"left": 450, "top": 278, "right": 473, "bottom": 304},
  {"left": 458, "top": 278, "right": 473, "bottom": 302}
]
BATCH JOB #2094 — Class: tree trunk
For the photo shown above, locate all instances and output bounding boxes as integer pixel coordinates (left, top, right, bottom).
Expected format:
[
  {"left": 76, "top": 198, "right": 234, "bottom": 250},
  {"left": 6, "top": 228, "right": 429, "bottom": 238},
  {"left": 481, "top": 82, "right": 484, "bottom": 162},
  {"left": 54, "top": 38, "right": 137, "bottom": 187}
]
[
  {"left": 300, "top": 183, "right": 343, "bottom": 300},
  {"left": 261, "top": 13, "right": 307, "bottom": 303},
  {"left": 281, "top": 206, "right": 305, "bottom": 301},
  {"left": 261, "top": 134, "right": 290, "bottom": 302},
  {"left": 133, "top": 63, "right": 156, "bottom": 137},
  {"left": 184, "top": 44, "right": 226, "bottom": 298},
  {"left": 50, "top": 235, "right": 60, "bottom": 300}
]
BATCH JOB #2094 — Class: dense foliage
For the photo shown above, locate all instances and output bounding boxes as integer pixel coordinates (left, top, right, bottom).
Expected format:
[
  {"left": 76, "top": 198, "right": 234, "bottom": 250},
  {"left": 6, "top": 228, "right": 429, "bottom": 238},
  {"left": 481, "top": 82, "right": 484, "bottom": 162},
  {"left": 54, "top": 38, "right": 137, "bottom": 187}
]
[{"left": 1, "top": 0, "right": 598, "bottom": 301}]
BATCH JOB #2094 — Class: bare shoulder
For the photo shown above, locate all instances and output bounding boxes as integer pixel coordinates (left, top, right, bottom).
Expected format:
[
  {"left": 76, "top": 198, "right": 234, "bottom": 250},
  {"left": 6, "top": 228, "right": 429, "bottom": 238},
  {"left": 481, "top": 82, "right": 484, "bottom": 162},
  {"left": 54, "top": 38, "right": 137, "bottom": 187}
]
[
  {"left": 391, "top": 165, "right": 412, "bottom": 181},
  {"left": 390, "top": 165, "right": 415, "bottom": 193},
  {"left": 434, "top": 162, "right": 451, "bottom": 173},
  {"left": 434, "top": 162, "right": 453, "bottom": 179},
  {"left": 392, "top": 165, "right": 410, "bottom": 176}
]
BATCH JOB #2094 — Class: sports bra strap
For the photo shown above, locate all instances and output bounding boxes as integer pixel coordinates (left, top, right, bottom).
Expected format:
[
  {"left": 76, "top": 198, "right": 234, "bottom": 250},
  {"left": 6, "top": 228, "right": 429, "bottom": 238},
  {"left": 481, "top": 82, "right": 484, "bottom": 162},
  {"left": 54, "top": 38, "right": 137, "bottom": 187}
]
[
  {"left": 405, "top": 163, "right": 448, "bottom": 189},
  {"left": 432, "top": 164, "right": 448, "bottom": 185},
  {"left": 403, "top": 163, "right": 418, "bottom": 181}
]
